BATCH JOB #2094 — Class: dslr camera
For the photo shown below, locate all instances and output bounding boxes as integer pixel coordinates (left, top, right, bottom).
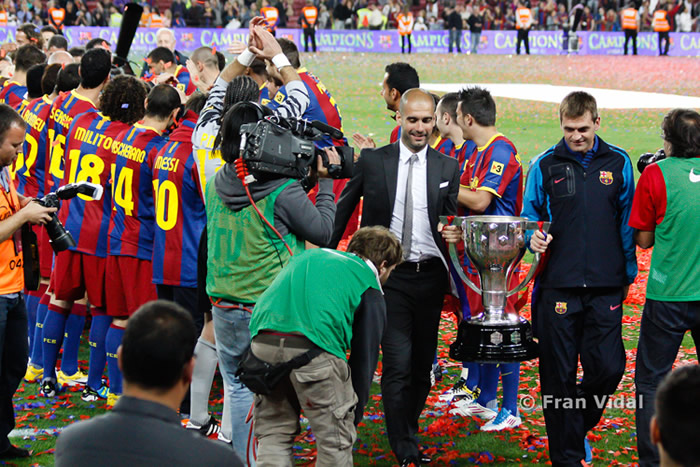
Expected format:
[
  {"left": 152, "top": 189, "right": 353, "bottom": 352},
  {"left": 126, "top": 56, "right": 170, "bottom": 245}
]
[
  {"left": 239, "top": 114, "right": 353, "bottom": 189},
  {"left": 637, "top": 149, "right": 666, "bottom": 173},
  {"left": 34, "top": 181, "right": 104, "bottom": 253}
]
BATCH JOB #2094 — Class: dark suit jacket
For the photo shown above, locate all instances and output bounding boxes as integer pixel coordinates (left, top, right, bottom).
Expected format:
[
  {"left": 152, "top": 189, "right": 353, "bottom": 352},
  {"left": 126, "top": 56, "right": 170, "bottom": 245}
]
[
  {"left": 331, "top": 142, "right": 460, "bottom": 261},
  {"left": 55, "top": 396, "right": 242, "bottom": 467}
]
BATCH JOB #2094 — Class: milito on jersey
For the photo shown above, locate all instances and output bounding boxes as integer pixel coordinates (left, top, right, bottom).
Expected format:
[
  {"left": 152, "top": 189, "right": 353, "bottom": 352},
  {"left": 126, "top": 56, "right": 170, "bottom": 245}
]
[{"left": 59, "top": 110, "right": 130, "bottom": 258}]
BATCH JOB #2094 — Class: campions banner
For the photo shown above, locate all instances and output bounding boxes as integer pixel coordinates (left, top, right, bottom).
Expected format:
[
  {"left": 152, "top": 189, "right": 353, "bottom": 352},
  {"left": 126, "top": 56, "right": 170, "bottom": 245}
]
[{"left": 1, "top": 26, "right": 698, "bottom": 56}]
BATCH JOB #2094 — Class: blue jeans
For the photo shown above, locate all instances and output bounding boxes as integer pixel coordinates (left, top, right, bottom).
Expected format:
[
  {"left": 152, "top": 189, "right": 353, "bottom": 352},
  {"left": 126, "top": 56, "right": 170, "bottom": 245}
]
[
  {"left": 212, "top": 302, "right": 255, "bottom": 465},
  {"left": 448, "top": 29, "right": 461, "bottom": 52},
  {"left": 470, "top": 32, "right": 481, "bottom": 53},
  {"left": 0, "top": 295, "right": 28, "bottom": 452}
]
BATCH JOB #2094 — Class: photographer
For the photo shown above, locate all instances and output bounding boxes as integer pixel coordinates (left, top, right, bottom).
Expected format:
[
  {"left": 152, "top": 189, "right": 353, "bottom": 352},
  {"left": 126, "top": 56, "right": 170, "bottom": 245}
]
[
  {"left": 248, "top": 226, "right": 402, "bottom": 466},
  {"left": 205, "top": 102, "right": 339, "bottom": 459},
  {"left": 630, "top": 108, "right": 700, "bottom": 467},
  {"left": 0, "top": 104, "right": 55, "bottom": 460}
]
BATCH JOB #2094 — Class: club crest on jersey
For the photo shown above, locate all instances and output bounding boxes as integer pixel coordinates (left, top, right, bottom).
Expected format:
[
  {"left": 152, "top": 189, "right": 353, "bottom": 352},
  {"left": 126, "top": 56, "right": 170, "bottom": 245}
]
[
  {"left": 555, "top": 302, "right": 567, "bottom": 314},
  {"left": 599, "top": 171, "right": 613, "bottom": 185},
  {"left": 469, "top": 176, "right": 479, "bottom": 190}
]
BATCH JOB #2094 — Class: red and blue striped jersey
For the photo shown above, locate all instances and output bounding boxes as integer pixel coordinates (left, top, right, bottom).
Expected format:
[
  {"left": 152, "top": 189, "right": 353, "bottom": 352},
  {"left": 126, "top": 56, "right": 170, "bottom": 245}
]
[
  {"left": 265, "top": 68, "right": 346, "bottom": 148},
  {"left": 0, "top": 81, "right": 28, "bottom": 111},
  {"left": 459, "top": 134, "right": 522, "bottom": 217},
  {"left": 455, "top": 140, "right": 478, "bottom": 174},
  {"left": 12, "top": 96, "right": 52, "bottom": 198},
  {"left": 173, "top": 65, "right": 197, "bottom": 96},
  {"left": 433, "top": 136, "right": 455, "bottom": 157},
  {"left": 108, "top": 124, "right": 168, "bottom": 260},
  {"left": 59, "top": 111, "right": 130, "bottom": 258},
  {"left": 390, "top": 124, "right": 401, "bottom": 143},
  {"left": 148, "top": 112, "right": 205, "bottom": 287},
  {"left": 46, "top": 90, "right": 97, "bottom": 192}
]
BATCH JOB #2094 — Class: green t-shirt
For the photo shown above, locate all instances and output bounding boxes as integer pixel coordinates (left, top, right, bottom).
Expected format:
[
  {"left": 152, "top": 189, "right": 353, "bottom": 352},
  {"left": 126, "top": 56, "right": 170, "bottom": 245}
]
[
  {"left": 647, "top": 157, "right": 700, "bottom": 301},
  {"left": 250, "top": 249, "right": 381, "bottom": 359}
]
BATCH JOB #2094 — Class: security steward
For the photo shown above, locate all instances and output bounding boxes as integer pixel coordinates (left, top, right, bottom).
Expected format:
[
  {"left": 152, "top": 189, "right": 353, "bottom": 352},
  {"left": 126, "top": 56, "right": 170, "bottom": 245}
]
[{"left": 621, "top": 3, "right": 639, "bottom": 55}]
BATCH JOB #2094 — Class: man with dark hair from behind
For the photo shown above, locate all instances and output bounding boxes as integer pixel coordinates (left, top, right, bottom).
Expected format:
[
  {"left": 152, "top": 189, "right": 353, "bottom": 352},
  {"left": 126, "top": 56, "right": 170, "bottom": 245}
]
[
  {"left": 39, "top": 47, "right": 112, "bottom": 399},
  {"left": 47, "top": 35, "right": 68, "bottom": 53},
  {"left": 84, "top": 38, "right": 111, "bottom": 51},
  {"left": 630, "top": 108, "right": 700, "bottom": 467},
  {"left": 651, "top": 365, "right": 700, "bottom": 467},
  {"left": 25, "top": 64, "right": 47, "bottom": 100},
  {"left": 352, "top": 62, "right": 420, "bottom": 149},
  {"left": 54, "top": 300, "right": 243, "bottom": 466},
  {"left": 0, "top": 45, "right": 46, "bottom": 111}
]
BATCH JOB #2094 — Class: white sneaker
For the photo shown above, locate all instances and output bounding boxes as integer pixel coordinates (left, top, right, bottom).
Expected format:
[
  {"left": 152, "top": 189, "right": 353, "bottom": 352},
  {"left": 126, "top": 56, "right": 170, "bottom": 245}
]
[
  {"left": 449, "top": 399, "right": 498, "bottom": 420},
  {"left": 480, "top": 407, "right": 521, "bottom": 431},
  {"left": 439, "top": 377, "right": 480, "bottom": 403}
]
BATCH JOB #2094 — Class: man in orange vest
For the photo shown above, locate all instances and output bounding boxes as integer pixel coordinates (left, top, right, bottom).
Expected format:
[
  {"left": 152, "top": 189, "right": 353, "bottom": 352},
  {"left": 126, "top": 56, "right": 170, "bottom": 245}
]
[
  {"left": 300, "top": 0, "right": 318, "bottom": 52},
  {"left": 621, "top": 3, "right": 639, "bottom": 55},
  {"left": 47, "top": 0, "right": 66, "bottom": 31},
  {"left": 0, "top": 9, "right": 8, "bottom": 26},
  {"left": 397, "top": 5, "right": 414, "bottom": 54},
  {"left": 515, "top": 0, "right": 532, "bottom": 55},
  {"left": 260, "top": 0, "right": 280, "bottom": 36},
  {"left": 653, "top": 4, "right": 671, "bottom": 56},
  {"left": 0, "top": 104, "right": 56, "bottom": 460}
]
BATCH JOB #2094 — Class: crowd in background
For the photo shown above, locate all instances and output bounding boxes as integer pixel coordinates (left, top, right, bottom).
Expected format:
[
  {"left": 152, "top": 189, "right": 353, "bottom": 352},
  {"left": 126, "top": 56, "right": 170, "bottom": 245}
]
[{"left": 0, "top": 0, "right": 698, "bottom": 34}]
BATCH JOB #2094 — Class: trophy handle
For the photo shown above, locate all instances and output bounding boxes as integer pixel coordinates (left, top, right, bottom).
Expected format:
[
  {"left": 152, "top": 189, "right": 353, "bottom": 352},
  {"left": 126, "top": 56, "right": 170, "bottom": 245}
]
[
  {"left": 440, "top": 215, "right": 482, "bottom": 295},
  {"left": 506, "top": 221, "right": 551, "bottom": 297}
]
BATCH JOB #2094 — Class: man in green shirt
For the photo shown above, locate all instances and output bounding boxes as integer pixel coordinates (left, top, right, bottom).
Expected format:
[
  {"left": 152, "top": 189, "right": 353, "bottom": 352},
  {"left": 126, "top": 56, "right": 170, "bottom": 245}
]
[
  {"left": 249, "top": 226, "right": 402, "bottom": 466},
  {"left": 629, "top": 108, "right": 700, "bottom": 467}
]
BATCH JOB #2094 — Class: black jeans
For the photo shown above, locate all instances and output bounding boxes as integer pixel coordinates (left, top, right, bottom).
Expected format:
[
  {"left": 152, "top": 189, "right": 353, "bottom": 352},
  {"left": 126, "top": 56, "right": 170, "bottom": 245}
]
[
  {"left": 635, "top": 299, "right": 700, "bottom": 467},
  {"left": 517, "top": 28, "right": 530, "bottom": 54},
  {"left": 535, "top": 287, "right": 626, "bottom": 466},
  {"left": 303, "top": 27, "right": 316, "bottom": 52},
  {"left": 381, "top": 259, "right": 447, "bottom": 462},
  {"left": 624, "top": 29, "right": 637, "bottom": 55},
  {"left": 658, "top": 31, "right": 670, "bottom": 55},
  {"left": 0, "top": 295, "right": 28, "bottom": 452}
]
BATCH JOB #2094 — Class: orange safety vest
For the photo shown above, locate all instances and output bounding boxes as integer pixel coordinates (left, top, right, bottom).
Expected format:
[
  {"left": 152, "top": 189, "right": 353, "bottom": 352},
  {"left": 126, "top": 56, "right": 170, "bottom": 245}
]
[
  {"left": 0, "top": 11, "right": 8, "bottom": 26},
  {"left": 397, "top": 12, "right": 414, "bottom": 35},
  {"left": 653, "top": 10, "right": 670, "bottom": 32},
  {"left": 621, "top": 8, "right": 638, "bottom": 29},
  {"left": 0, "top": 168, "right": 24, "bottom": 295},
  {"left": 516, "top": 7, "right": 531, "bottom": 29},
  {"left": 49, "top": 7, "right": 66, "bottom": 28},
  {"left": 150, "top": 13, "right": 164, "bottom": 28},
  {"left": 261, "top": 6, "right": 279, "bottom": 30},
  {"left": 302, "top": 6, "right": 318, "bottom": 26}
]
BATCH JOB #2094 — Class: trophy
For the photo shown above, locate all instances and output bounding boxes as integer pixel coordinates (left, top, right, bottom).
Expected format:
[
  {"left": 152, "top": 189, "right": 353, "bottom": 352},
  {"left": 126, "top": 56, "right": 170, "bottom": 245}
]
[{"left": 440, "top": 215, "right": 550, "bottom": 363}]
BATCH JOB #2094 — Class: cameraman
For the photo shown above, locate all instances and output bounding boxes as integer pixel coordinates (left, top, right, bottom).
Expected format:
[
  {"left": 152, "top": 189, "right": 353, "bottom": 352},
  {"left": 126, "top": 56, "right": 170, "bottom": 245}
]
[
  {"left": 630, "top": 108, "right": 700, "bottom": 467},
  {"left": 206, "top": 103, "right": 339, "bottom": 459},
  {"left": 0, "top": 104, "right": 55, "bottom": 460},
  {"left": 248, "top": 226, "right": 402, "bottom": 466}
]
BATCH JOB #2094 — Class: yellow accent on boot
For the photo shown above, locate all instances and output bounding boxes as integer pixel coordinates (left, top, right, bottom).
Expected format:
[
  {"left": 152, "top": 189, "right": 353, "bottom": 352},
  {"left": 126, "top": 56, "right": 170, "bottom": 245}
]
[
  {"left": 106, "top": 393, "right": 121, "bottom": 407},
  {"left": 24, "top": 365, "right": 44, "bottom": 383},
  {"left": 57, "top": 370, "right": 88, "bottom": 387}
]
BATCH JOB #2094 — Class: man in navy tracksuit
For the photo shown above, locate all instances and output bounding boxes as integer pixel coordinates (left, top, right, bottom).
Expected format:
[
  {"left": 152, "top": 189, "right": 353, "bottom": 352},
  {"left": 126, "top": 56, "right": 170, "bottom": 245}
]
[{"left": 522, "top": 91, "right": 637, "bottom": 467}]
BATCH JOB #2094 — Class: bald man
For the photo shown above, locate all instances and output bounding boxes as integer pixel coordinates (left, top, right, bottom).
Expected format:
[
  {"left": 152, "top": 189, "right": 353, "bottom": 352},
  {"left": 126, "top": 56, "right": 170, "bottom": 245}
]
[
  {"left": 332, "top": 89, "right": 459, "bottom": 466},
  {"left": 188, "top": 46, "right": 220, "bottom": 92},
  {"left": 48, "top": 51, "right": 75, "bottom": 65}
]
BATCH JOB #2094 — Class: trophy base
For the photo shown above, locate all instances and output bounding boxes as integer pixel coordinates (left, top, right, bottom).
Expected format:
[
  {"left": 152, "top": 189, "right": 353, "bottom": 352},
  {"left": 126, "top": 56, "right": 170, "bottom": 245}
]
[{"left": 449, "top": 318, "right": 538, "bottom": 363}]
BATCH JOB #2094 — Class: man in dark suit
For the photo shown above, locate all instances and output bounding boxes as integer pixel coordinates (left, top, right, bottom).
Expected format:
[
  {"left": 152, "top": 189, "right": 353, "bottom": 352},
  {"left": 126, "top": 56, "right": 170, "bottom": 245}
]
[
  {"left": 55, "top": 301, "right": 242, "bottom": 467},
  {"left": 332, "top": 88, "right": 460, "bottom": 467}
]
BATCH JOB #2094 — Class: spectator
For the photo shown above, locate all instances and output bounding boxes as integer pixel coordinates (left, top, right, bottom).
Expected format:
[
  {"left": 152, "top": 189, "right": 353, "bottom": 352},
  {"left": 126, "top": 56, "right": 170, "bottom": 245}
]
[
  {"left": 108, "top": 4, "right": 122, "bottom": 27},
  {"left": 171, "top": 0, "right": 186, "bottom": 21},
  {"left": 368, "top": 3, "right": 385, "bottom": 29},
  {"left": 63, "top": 1, "right": 78, "bottom": 26},
  {"left": 445, "top": 6, "right": 463, "bottom": 53},
  {"left": 333, "top": 0, "right": 353, "bottom": 29},
  {"left": 468, "top": 8, "right": 484, "bottom": 53}
]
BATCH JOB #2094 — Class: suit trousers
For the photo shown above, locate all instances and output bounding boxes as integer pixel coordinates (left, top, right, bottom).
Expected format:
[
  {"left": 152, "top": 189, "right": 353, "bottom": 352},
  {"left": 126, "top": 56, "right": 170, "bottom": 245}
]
[
  {"left": 381, "top": 259, "right": 447, "bottom": 461},
  {"left": 0, "top": 295, "right": 28, "bottom": 452}
]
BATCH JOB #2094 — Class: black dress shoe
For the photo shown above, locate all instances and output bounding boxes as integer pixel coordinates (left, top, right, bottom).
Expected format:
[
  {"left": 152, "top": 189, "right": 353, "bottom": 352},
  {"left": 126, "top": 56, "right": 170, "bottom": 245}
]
[
  {"left": 0, "top": 445, "right": 30, "bottom": 459},
  {"left": 400, "top": 456, "right": 420, "bottom": 467},
  {"left": 420, "top": 451, "right": 432, "bottom": 464}
]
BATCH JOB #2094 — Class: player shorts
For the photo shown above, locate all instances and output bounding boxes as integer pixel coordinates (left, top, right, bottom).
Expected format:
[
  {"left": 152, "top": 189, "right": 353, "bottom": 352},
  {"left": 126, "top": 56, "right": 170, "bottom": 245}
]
[
  {"left": 464, "top": 269, "right": 521, "bottom": 317},
  {"left": 106, "top": 255, "right": 157, "bottom": 317},
  {"left": 35, "top": 224, "right": 53, "bottom": 278},
  {"left": 50, "top": 249, "right": 106, "bottom": 308}
]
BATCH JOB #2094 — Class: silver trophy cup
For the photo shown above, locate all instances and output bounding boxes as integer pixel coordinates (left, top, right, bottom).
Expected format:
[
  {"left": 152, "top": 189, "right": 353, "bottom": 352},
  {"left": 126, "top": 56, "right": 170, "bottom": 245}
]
[{"left": 440, "top": 215, "right": 550, "bottom": 363}]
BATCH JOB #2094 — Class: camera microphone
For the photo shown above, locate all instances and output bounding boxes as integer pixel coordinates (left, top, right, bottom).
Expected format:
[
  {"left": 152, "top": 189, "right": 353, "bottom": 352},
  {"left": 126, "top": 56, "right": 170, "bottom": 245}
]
[{"left": 309, "top": 120, "right": 343, "bottom": 141}]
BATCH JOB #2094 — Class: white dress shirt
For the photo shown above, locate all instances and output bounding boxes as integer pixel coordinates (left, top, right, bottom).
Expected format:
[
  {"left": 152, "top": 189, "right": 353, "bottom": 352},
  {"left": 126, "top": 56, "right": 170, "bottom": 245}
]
[{"left": 389, "top": 141, "right": 443, "bottom": 262}]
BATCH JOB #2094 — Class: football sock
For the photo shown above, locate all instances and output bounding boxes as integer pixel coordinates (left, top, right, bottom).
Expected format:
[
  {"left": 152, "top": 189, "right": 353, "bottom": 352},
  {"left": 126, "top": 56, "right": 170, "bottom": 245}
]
[
  {"left": 42, "top": 303, "right": 69, "bottom": 381},
  {"left": 105, "top": 324, "right": 125, "bottom": 395},
  {"left": 30, "top": 293, "right": 50, "bottom": 369},
  {"left": 476, "top": 363, "right": 499, "bottom": 407},
  {"left": 24, "top": 287, "right": 43, "bottom": 357},
  {"left": 500, "top": 362, "right": 520, "bottom": 414},
  {"left": 190, "top": 337, "right": 218, "bottom": 426},
  {"left": 60, "top": 307, "right": 87, "bottom": 375},
  {"left": 86, "top": 313, "right": 111, "bottom": 389},
  {"left": 464, "top": 362, "right": 481, "bottom": 391}
]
